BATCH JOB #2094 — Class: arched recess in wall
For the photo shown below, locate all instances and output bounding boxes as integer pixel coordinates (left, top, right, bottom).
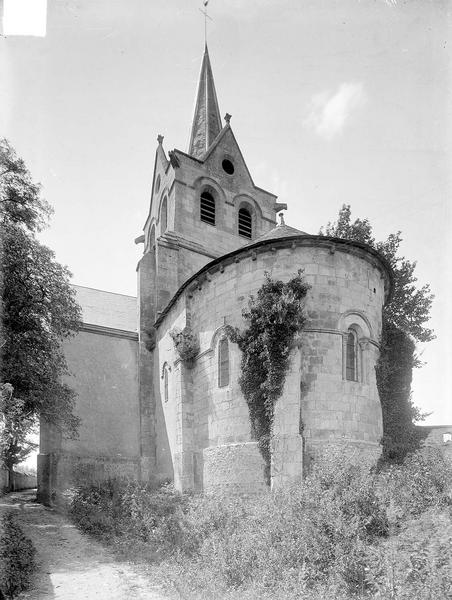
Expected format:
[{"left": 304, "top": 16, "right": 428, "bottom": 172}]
[
  {"left": 209, "top": 326, "right": 231, "bottom": 389},
  {"left": 194, "top": 176, "right": 227, "bottom": 228},
  {"left": 160, "top": 196, "right": 168, "bottom": 233},
  {"left": 345, "top": 328, "right": 359, "bottom": 382},
  {"left": 218, "top": 337, "right": 230, "bottom": 388},
  {"left": 209, "top": 326, "right": 229, "bottom": 353},
  {"left": 234, "top": 195, "right": 261, "bottom": 239},
  {"left": 149, "top": 224, "right": 156, "bottom": 253},
  {"left": 161, "top": 361, "right": 171, "bottom": 403},
  {"left": 200, "top": 188, "right": 216, "bottom": 226},
  {"left": 338, "top": 310, "right": 373, "bottom": 339},
  {"left": 338, "top": 311, "right": 373, "bottom": 384}
]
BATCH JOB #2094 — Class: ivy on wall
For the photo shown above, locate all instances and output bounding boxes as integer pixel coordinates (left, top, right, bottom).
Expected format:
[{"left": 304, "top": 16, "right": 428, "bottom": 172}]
[
  {"left": 170, "top": 326, "right": 200, "bottom": 368},
  {"left": 226, "top": 271, "right": 310, "bottom": 484}
]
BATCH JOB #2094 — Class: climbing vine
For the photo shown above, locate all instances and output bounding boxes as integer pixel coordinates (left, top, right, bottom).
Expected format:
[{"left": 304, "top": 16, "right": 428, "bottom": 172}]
[
  {"left": 170, "top": 326, "right": 200, "bottom": 368},
  {"left": 226, "top": 271, "right": 310, "bottom": 484}
]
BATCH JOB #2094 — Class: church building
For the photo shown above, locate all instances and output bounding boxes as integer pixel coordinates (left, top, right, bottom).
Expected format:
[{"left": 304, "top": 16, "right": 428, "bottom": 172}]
[{"left": 38, "top": 46, "right": 393, "bottom": 502}]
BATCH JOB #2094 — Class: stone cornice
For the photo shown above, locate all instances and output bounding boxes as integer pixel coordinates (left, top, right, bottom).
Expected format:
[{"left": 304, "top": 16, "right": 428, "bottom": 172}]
[
  {"left": 79, "top": 322, "right": 138, "bottom": 341},
  {"left": 154, "top": 234, "right": 394, "bottom": 329},
  {"left": 158, "top": 231, "right": 218, "bottom": 259}
]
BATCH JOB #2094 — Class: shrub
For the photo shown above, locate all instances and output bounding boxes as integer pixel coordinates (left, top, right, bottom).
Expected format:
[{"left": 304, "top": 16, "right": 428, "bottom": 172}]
[
  {"left": 70, "top": 478, "right": 187, "bottom": 558},
  {"left": 69, "top": 449, "right": 452, "bottom": 599},
  {"left": 365, "top": 508, "right": 452, "bottom": 599},
  {"left": 0, "top": 512, "right": 36, "bottom": 599},
  {"left": 377, "top": 446, "right": 452, "bottom": 522},
  {"left": 69, "top": 477, "right": 125, "bottom": 539}
]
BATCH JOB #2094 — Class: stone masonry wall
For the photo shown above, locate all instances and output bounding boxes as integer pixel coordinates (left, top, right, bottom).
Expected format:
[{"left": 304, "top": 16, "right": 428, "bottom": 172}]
[
  {"left": 155, "top": 237, "right": 389, "bottom": 493},
  {"left": 38, "top": 329, "right": 140, "bottom": 503}
]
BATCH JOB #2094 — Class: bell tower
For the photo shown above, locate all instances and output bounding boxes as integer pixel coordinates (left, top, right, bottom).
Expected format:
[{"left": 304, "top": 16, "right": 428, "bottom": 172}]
[{"left": 136, "top": 45, "right": 282, "bottom": 481}]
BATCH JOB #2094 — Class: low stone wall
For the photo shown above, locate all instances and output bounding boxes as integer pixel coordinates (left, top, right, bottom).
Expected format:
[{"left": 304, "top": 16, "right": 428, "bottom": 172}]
[
  {"left": 12, "top": 471, "right": 37, "bottom": 491},
  {"left": 305, "top": 439, "right": 381, "bottom": 472},
  {"left": 37, "top": 452, "right": 140, "bottom": 507},
  {"left": 418, "top": 425, "right": 452, "bottom": 462},
  {"left": 203, "top": 442, "right": 267, "bottom": 495}
]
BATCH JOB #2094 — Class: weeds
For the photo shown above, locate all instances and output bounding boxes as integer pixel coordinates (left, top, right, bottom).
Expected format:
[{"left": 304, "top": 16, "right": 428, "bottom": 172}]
[
  {"left": 70, "top": 447, "right": 452, "bottom": 599},
  {"left": 0, "top": 512, "right": 36, "bottom": 599}
]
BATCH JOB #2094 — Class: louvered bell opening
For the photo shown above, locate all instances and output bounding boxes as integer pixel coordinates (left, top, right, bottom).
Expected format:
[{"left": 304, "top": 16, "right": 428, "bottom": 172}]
[
  {"left": 238, "top": 208, "right": 252, "bottom": 238},
  {"left": 200, "top": 191, "right": 216, "bottom": 226}
]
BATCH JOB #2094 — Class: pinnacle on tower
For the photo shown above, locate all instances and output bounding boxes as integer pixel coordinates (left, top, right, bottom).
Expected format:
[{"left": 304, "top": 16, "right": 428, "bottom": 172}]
[{"left": 188, "top": 45, "right": 222, "bottom": 159}]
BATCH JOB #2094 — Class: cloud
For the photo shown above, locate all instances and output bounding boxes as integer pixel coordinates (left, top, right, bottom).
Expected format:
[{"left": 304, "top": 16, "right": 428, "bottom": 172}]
[{"left": 304, "top": 83, "right": 366, "bottom": 141}]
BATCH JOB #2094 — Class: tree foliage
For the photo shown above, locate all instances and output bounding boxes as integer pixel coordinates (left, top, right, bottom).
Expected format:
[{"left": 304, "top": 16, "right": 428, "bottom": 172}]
[
  {"left": 0, "top": 384, "right": 37, "bottom": 481},
  {"left": 320, "top": 204, "right": 434, "bottom": 344},
  {"left": 320, "top": 205, "right": 434, "bottom": 462},
  {"left": 0, "top": 139, "right": 81, "bottom": 451},
  {"left": 227, "top": 272, "right": 310, "bottom": 483}
]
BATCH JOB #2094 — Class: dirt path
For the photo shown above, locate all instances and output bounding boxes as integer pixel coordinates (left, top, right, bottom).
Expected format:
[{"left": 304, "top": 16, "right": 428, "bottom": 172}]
[{"left": 0, "top": 490, "right": 172, "bottom": 600}]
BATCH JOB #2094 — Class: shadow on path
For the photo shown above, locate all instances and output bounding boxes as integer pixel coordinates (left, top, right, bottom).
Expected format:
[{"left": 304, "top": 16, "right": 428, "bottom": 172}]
[{"left": 0, "top": 490, "right": 169, "bottom": 600}]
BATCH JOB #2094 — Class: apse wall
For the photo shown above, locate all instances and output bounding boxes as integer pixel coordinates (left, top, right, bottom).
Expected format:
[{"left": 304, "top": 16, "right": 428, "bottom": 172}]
[{"left": 155, "top": 235, "right": 392, "bottom": 493}]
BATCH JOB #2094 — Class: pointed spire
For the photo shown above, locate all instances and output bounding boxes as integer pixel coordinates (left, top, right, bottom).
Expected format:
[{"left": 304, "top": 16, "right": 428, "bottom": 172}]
[{"left": 188, "top": 45, "right": 222, "bottom": 159}]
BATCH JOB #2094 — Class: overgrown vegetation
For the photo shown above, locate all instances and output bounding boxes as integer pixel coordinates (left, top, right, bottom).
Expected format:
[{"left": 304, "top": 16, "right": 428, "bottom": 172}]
[
  {"left": 169, "top": 326, "right": 200, "bottom": 367},
  {"left": 0, "top": 140, "right": 81, "bottom": 487},
  {"left": 70, "top": 447, "right": 452, "bottom": 599},
  {"left": 226, "top": 271, "right": 309, "bottom": 482},
  {"left": 321, "top": 205, "right": 434, "bottom": 462},
  {"left": 0, "top": 513, "right": 36, "bottom": 599}
]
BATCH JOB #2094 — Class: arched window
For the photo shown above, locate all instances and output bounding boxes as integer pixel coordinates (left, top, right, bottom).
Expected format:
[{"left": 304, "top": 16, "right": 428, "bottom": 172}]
[
  {"left": 160, "top": 197, "right": 168, "bottom": 232},
  {"left": 238, "top": 207, "right": 252, "bottom": 238},
  {"left": 200, "top": 190, "right": 216, "bottom": 226},
  {"left": 149, "top": 225, "right": 156, "bottom": 251},
  {"left": 346, "top": 329, "right": 358, "bottom": 382},
  {"left": 163, "top": 366, "right": 169, "bottom": 402},
  {"left": 218, "top": 338, "right": 229, "bottom": 388}
]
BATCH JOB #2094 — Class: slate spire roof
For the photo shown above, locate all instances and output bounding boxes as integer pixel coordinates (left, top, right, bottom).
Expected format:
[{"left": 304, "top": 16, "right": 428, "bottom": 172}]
[
  {"left": 188, "top": 45, "right": 222, "bottom": 159},
  {"left": 250, "top": 213, "right": 308, "bottom": 244}
]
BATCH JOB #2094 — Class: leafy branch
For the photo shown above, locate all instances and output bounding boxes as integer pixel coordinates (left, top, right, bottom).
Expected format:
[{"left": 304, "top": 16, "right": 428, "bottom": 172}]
[{"left": 227, "top": 271, "right": 310, "bottom": 484}]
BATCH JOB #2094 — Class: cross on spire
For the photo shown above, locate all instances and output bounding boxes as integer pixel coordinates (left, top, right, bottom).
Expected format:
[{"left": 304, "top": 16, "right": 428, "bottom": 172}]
[{"left": 199, "top": 1, "right": 212, "bottom": 46}]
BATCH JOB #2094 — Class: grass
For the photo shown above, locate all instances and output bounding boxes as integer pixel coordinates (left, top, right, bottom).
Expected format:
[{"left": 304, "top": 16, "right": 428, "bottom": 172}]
[
  {"left": 0, "top": 512, "right": 36, "bottom": 599},
  {"left": 69, "top": 446, "right": 452, "bottom": 600}
]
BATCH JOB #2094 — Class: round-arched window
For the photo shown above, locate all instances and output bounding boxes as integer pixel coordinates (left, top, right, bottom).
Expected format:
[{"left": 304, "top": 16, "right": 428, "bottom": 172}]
[
  {"left": 149, "top": 225, "right": 156, "bottom": 251},
  {"left": 346, "top": 329, "right": 358, "bottom": 382},
  {"left": 200, "top": 190, "right": 216, "bottom": 226},
  {"left": 218, "top": 338, "right": 230, "bottom": 388},
  {"left": 238, "top": 207, "right": 252, "bottom": 238}
]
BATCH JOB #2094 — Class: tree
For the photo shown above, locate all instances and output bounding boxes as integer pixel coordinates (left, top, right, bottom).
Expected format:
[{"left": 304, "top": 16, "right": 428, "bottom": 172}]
[
  {"left": 0, "top": 139, "right": 81, "bottom": 483},
  {"left": 0, "top": 384, "right": 38, "bottom": 488},
  {"left": 320, "top": 205, "right": 434, "bottom": 462}
]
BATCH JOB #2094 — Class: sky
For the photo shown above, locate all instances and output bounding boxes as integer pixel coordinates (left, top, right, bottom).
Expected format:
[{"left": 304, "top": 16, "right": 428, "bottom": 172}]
[{"left": 1, "top": 0, "right": 451, "bottom": 425}]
